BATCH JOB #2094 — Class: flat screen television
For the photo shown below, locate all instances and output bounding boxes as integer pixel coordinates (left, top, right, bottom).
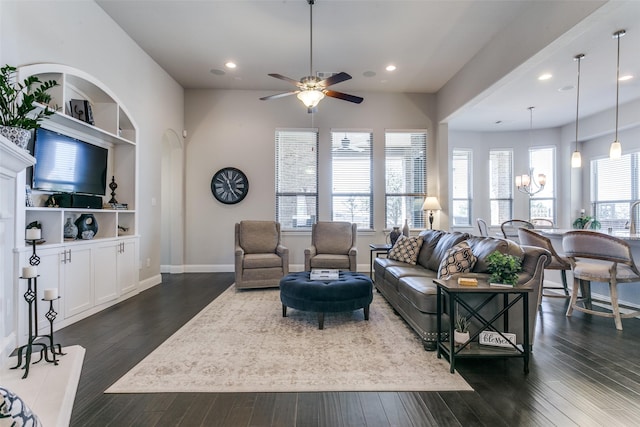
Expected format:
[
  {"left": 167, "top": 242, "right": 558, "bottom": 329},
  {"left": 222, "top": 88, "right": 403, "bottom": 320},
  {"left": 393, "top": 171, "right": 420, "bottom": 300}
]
[{"left": 32, "top": 128, "right": 108, "bottom": 196}]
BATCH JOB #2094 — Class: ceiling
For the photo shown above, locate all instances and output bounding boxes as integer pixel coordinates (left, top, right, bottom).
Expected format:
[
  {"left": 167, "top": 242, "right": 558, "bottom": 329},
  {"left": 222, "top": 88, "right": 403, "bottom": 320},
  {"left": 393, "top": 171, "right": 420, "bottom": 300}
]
[{"left": 97, "top": 0, "right": 640, "bottom": 132}]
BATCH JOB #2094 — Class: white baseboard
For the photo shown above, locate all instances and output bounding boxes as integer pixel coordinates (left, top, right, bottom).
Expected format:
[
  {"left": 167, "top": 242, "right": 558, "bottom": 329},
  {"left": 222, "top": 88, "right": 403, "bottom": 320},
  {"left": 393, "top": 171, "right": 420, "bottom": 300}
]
[{"left": 139, "top": 273, "right": 162, "bottom": 292}]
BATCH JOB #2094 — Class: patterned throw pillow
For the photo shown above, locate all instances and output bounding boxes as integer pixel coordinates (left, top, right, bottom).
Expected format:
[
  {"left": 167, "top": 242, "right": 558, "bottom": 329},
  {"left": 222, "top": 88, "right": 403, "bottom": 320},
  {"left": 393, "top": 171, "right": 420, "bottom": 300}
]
[
  {"left": 437, "top": 241, "right": 477, "bottom": 278},
  {"left": 0, "top": 387, "right": 42, "bottom": 427},
  {"left": 388, "top": 235, "right": 424, "bottom": 265}
]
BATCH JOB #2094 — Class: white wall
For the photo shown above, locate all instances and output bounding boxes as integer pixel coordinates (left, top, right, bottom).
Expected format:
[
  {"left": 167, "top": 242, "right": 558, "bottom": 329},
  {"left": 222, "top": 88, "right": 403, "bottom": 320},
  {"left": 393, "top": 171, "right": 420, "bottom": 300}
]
[
  {"left": 1, "top": 1, "right": 185, "bottom": 284},
  {"left": 184, "top": 90, "right": 437, "bottom": 271}
]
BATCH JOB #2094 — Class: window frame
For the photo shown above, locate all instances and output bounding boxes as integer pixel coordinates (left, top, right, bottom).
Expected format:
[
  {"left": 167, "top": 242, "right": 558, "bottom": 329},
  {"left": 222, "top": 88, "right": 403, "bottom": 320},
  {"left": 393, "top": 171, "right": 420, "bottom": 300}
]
[
  {"left": 384, "top": 129, "right": 428, "bottom": 230},
  {"left": 489, "top": 149, "right": 513, "bottom": 226},
  {"left": 275, "top": 128, "right": 319, "bottom": 230},
  {"left": 451, "top": 148, "right": 472, "bottom": 227}
]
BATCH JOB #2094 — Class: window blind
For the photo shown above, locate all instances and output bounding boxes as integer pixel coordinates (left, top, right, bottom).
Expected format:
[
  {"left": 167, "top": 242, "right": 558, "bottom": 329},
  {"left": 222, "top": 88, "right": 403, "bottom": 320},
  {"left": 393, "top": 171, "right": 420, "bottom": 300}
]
[
  {"left": 452, "top": 149, "right": 471, "bottom": 226},
  {"left": 489, "top": 149, "right": 513, "bottom": 225},
  {"left": 275, "top": 129, "right": 318, "bottom": 229},
  {"left": 331, "top": 131, "right": 372, "bottom": 229},
  {"left": 385, "top": 130, "right": 427, "bottom": 229}
]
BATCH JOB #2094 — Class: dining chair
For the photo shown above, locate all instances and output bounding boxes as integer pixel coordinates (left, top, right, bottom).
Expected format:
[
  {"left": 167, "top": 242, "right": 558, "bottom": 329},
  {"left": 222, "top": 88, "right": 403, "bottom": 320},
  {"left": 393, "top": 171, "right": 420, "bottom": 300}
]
[
  {"left": 500, "top": 219, "right": 534, "bottom": 243},
  {"left": 476, "top": 218, "right": 489, "bottom": 237},
  {"left": 562, "top": 230, "right": 640, "bottom": 330},
  {"left": 518, "top": 228, "right": 570, "bottom": 306},
  {"left": 530, "top": 218, "right": 554, "bottom": 228}
]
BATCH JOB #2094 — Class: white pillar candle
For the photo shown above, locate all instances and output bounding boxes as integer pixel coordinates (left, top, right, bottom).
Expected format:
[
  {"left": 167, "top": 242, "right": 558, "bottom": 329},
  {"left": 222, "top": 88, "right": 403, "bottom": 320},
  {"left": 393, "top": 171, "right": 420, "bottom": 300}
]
[
  {"left": 22, "top": 266, "right": 37, "bottom": 278},
  {"left": 26, "top": 228, "right": 41, "bottom": 240},
  {"left": 44, "top": 288, "right": 58, "bottom": 300}
]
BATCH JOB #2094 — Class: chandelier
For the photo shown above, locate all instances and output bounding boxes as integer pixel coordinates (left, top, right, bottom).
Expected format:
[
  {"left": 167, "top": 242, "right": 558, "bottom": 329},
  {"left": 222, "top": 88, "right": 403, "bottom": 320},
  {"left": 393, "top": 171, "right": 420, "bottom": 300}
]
[{"left": 516, "top": 107, "right": 546, "bottom": 196}]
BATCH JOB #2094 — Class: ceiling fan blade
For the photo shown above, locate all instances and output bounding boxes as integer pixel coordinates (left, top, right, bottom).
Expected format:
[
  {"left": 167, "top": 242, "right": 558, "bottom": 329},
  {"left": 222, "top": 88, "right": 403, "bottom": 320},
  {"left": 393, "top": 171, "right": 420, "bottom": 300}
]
[
  {"left": 260, "top": 91, "right": 298, "bottom": 101},
  {"left": 268, "top": 73, "right": 301, "bottom": 86},
  {"left": 317, "top": 72, "right": 352, "bottom": 88},
  {"left": 324, "top": 90, "right": 363, "bottom": 104}
]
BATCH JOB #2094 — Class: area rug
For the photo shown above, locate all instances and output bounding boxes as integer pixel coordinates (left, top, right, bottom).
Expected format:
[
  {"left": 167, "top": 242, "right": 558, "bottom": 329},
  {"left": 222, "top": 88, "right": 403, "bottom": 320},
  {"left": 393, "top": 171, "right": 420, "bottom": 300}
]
[{"left": 106, "top": 285, "right": 471, "bottom": 393}]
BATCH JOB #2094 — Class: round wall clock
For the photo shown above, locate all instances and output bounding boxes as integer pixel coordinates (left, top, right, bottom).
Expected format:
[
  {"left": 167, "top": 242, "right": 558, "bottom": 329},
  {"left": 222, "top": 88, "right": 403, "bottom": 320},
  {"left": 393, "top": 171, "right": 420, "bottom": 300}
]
[{"left": 211, "top": 167, "right": 249, "bottom": 204}]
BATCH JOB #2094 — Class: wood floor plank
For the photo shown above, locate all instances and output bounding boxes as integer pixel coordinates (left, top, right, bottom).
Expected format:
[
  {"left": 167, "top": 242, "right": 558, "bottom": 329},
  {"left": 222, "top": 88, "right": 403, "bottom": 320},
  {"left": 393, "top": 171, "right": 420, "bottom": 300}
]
[{"left": 52, "top": 273, "right": 640, "bottom": 426}]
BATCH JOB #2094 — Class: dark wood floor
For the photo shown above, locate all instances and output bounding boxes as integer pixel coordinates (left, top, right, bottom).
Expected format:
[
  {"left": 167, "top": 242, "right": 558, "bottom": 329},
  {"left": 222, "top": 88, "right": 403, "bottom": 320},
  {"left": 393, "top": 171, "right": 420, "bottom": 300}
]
[{"left": 56, "top": 273, "right": 640, "bottom": 426}]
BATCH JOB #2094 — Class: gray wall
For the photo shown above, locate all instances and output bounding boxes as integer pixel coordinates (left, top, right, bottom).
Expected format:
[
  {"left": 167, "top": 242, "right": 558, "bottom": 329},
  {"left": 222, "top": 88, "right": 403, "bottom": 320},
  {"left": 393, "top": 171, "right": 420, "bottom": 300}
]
[{"left": 184, "top": 90, "right": 438, "bottom": 271}]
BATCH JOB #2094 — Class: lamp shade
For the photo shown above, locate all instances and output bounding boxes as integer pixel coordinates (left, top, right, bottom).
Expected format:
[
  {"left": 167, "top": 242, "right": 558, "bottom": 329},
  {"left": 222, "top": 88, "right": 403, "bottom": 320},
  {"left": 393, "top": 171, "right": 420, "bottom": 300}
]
[
  {"left": 422, "top": 196, "right": 441, "bottom": 211},
  {"left": 610, "top": 140, "right": 622, "bottom": 160},
  {"left": 297, "top": 89, "right": 325, "bottom": 108},
  {"left": 571, "top": 150, "right": 582, "bottom": 168}
]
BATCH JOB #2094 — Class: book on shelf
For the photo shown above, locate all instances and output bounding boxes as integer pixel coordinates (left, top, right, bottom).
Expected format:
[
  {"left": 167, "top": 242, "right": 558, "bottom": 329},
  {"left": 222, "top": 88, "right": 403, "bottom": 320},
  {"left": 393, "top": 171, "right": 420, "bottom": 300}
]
[
  {"left": 310, "top": 269, "right": 339, "bottom": 280},
  {"left": 104, "top": 203, "right": 129, "bottom": 210}
]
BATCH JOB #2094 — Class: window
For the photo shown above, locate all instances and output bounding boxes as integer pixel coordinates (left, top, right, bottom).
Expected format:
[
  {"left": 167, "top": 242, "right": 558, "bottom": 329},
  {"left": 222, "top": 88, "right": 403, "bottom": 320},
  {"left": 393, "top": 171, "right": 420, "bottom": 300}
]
[
  {"left": 275, "top": 129, "right": 318, "bottom": 229},
  {"left": 385, "top": 130, "right": 427, "bottom": 229},
  {"left": 452, "top": 149, "right": 472, "bottom": 226},
  {"left": 331, "top": 131, "right": 373, "bottom": 229},
  {"left": 592, "top": 152, "right": 640, "bottom": 231},
  {"left": 528, "top": 147, "right": 555, "bottom": 222},
  {"left": 489, "top": 149, "right": 513, "bottom": 225}
]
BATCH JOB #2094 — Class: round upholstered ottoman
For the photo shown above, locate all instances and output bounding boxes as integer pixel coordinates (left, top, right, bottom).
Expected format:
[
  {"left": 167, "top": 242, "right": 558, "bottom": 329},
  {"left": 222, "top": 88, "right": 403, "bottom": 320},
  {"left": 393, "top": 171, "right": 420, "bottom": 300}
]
[{"left": 280, "top": 271, "right": 374, "bottom": 329}]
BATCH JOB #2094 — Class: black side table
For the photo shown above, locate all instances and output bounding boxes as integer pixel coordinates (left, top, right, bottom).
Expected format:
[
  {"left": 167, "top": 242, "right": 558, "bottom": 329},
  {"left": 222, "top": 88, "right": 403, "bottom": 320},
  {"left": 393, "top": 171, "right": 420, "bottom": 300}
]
[
  {"left": 369, "top": 243, "right": 391, "bottom": 282},
  {"left": 434, "top": 277, "right": 532, "bottom": 374}
]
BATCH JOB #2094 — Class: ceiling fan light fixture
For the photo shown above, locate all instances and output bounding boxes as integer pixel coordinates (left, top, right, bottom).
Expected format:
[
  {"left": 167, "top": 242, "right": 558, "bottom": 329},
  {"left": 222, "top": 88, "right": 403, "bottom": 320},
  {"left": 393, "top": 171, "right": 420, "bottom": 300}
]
[{"left": 297, "top": 89, "right": 325, "bottom": 108}]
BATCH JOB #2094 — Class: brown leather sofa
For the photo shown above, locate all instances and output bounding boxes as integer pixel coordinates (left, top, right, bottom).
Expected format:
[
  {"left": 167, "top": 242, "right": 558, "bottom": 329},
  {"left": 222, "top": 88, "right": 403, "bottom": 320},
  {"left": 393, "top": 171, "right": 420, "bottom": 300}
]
[{"left": 373, "top": 230, "right": 550, "bottom": 350}]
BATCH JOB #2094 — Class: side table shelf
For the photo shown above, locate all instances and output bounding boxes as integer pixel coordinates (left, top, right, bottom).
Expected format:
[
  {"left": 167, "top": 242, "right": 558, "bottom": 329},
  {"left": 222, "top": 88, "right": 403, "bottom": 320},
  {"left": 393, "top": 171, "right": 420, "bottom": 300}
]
[{"left": 434, "top": 277, "right": 531, "bottom": 374}]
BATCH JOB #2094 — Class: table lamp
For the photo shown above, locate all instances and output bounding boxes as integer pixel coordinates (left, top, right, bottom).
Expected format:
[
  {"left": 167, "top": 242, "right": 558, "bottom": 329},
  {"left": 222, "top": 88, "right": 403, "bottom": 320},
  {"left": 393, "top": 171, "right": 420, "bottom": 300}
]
[{"left": 422, "top": 196, "right": 441, "bottom": 230}]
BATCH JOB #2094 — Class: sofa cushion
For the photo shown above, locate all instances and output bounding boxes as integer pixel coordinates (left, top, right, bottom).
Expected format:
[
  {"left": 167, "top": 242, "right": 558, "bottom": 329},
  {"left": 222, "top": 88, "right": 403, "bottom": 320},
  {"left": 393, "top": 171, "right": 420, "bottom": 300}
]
[
  {"left": 398, "top": 276, "right": 440, "bottom": 314},
  {"left": 425, "top": 232, "right": 470, "bottom": 271},
  {"left": 308, "top": 254, "right": 351, "bottom": 270},
  {"left": 466, "top": 236, "right": 525, "bottom": 273},
  {"left": 243, "top": 253, "right": 284, "bottom": 269},
  {"left": 416, "top": 229, "right": 445, "bottom": 268},
  {"left": 239, "top": 221, "right": 278, "bottom": 253},
  {"left": 437, "top": 241, "right": 477, "bottom": 278},
  {"left": 388, "top": 235, "right": 424, "bottom": 265}
]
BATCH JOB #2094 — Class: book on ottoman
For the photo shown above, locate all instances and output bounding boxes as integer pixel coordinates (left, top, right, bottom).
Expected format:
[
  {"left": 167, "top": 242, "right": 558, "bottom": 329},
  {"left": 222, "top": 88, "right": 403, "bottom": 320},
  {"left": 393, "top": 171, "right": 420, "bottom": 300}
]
[{"left": 310, "top": 269, "right": 339, "bottom": 280}]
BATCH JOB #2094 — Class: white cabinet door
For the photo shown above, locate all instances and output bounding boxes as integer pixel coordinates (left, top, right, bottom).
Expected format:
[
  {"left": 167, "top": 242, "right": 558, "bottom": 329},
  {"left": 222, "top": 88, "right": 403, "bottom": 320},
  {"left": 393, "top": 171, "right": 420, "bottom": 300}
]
[
  {"left": 62, "top": 246, "right": 93, "bottom": 318},
  {"left": 94, "top": 242, "right": 119, "bottom": 305},
  {"left": 118, "top": 239, "right": 138, "bottom": 295}
]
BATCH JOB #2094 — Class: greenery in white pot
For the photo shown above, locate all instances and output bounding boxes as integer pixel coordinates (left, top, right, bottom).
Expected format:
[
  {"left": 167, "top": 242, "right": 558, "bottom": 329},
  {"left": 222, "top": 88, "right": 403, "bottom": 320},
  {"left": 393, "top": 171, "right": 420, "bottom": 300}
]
[
  {"left": 454, "top": 315, "right": 470, "bottom": 345},
  {"left": 0, "top": 64, "right": 58, "bottom": 148}
]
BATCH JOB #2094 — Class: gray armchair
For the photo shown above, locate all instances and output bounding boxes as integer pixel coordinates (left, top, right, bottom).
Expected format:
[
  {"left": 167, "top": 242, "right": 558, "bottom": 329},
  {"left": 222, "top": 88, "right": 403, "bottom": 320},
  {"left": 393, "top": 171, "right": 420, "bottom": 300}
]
[
  {"left": 235, "top": 221, "right": 289, "bottom": 289},
  {"left": 304, "top": 221, "right": 357, "bottom": 271}
]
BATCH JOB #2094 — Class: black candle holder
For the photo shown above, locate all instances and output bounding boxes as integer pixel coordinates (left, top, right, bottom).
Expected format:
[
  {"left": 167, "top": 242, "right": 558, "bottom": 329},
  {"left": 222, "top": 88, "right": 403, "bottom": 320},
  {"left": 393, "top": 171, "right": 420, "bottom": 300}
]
[{"left": 11, "top": 240, "right": 63, "bottom": 379}]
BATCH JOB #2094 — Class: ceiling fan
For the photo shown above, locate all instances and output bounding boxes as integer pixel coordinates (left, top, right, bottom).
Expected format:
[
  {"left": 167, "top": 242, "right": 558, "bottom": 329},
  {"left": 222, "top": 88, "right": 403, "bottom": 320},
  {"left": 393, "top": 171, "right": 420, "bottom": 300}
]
[{"left": 260, "top": 0, "right": 364, "bottom": 113}]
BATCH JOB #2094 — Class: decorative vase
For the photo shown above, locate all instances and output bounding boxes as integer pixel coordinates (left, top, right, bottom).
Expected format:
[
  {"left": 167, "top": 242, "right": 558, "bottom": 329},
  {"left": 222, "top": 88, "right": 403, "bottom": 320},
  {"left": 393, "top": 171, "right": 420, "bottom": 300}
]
[
  {"left": 75, "top": 213, "right": 98, "bottom": 240},
  {"left": 454, "top": 330, "right": 470, "bottom": 346},
  {"left": 389, "top": 226, "right": 402, "bottom": 246},
  {"left": 402, "top": 219, "right": 410, "bottom": 236},
  {"left": 0, "top": 126, "right": 31, "bottom": 150},
  {"left": 63, "top": 217, "right": 78, "bottom": 239}
]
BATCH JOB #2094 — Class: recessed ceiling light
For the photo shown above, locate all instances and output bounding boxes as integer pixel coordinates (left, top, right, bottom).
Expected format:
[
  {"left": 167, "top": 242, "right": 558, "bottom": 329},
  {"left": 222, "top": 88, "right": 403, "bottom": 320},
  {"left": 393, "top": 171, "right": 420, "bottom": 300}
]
[
  {"left": 225, "top": 61, "right": 237, "bottom": 69},
  {"left": 210, "top": 69, "right": 225, "bottom": 76},
  {"left": 619, "top": 74, "right": 634, "bottom": 81},
  {"left": 385, "top": 65, "right": 396, "bottom": 72},
  {"left": 538, "top": 73, "right": 552, "bottom": 81}
]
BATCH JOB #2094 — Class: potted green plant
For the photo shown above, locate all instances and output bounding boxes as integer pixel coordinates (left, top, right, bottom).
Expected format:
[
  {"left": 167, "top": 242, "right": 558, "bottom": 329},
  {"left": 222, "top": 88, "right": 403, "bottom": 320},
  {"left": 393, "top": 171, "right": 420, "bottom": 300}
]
[
  {"left": 486, "top": 250, "right": 522, "bottom": 287},
  {"left": 454, "top": 315, "right": 470, "bottom": 345},
  {"left": 572, "top": 215, "right": 601, "bottom": 230},
  {"left": 0, "top": 64, "right": 58, "bottom": 149}
]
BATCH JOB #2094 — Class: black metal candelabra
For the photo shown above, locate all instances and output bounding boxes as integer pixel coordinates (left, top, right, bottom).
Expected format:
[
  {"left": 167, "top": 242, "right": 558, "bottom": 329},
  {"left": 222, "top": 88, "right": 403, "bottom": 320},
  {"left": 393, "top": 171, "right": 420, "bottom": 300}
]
[{"left": 11, "top": 239, "right": 64, "bottom": 379}]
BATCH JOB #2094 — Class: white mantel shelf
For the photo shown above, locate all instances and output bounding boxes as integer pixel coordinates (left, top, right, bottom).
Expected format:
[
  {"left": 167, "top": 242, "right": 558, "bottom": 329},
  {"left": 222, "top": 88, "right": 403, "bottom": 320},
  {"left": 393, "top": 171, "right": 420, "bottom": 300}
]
[{"left": 0, "top": 134, "right": 35, "bottom": 173}]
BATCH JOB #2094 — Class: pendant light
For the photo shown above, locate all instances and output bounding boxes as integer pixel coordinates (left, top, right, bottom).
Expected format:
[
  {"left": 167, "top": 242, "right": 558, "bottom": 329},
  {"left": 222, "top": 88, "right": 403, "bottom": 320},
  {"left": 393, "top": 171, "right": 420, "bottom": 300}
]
[
  {"left": 571, "top": 54, "right": 585, "bottom": 168},
  {"left": 610, "top": 30, "right": 626, "bottom": 160}
]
